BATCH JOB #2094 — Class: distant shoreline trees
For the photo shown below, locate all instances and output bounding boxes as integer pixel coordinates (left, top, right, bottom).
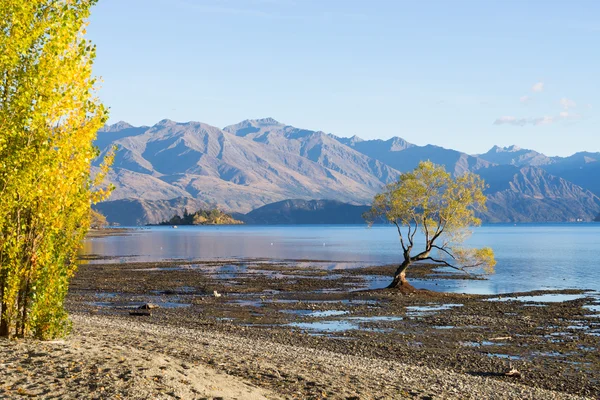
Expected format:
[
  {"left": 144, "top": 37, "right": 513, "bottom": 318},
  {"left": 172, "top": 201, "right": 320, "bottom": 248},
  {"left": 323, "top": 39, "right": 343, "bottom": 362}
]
[
  {"left": 90, "top": 210, "right": 108, "bottom": 229},
  {"left": 157, "top": 208, "right": 243, "bottom": 226},
  {"left": 0, "top": 0, "right": 113, "bottom": 339}
]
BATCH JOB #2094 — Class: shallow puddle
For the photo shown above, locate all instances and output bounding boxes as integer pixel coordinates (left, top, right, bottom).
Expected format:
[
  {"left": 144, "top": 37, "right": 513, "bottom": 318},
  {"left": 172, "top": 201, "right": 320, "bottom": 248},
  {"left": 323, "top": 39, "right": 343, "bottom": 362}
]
[
  {"left": 273, "top": 299, "right": 378, "bottom": 305},
  {"left": 487, "top": 353, "right": 522, "bottom": 360},
  {"left": 487, "top": 294, "right": 586, "bottom": 303},
  {"left": 567, "top": 324, "right": 590, "bottom": 330},
  {"left": 533, "top": 351, "right": 575, "bottom": 357},
  {"left": 347, "top": 316, "right": 403, "bottom": 322},
  {"left": 460, "top": 341, "right": 504, "bottom": 347},
  {"left": 94, "top": 292, "right": 118, "bottom": 299},
  {"left": 282, "top": 310, "right": 349, "bottom": 318},
  {"left": 227, "top": 299, "right": 264, "bottom": 307},
  {"left": 86, "top": 301, "right": 190, "bottom": 309},
  {"left": 584, "top": 304, "right": 600, "bottom": 313},
  {"left": 288, "top": 315, "right": 402, "bottom": 333},
  {"left": 133, "top": 263, "right": 320, "bottom": 280},
  {"left": 286, "top": 261, "right": 372, "bottom": 271},
  {"left": 289, "top": 320, "right": 359, "bottom": 333},
  {"left": 406, "top": 303, "right": 463, "bottom": 317},
  {"left": 578, "top": 344, "right": 595, "bottom": 351},
  {"left": 355, "top": 275, "right": 390, "bottom": 291}
]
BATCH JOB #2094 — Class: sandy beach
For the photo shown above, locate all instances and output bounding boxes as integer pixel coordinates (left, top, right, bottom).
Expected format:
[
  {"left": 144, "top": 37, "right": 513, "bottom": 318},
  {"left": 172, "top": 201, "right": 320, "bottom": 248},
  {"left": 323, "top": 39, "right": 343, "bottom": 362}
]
[{"left": 0, "top": 312, "right": 592, "bottom": 400}]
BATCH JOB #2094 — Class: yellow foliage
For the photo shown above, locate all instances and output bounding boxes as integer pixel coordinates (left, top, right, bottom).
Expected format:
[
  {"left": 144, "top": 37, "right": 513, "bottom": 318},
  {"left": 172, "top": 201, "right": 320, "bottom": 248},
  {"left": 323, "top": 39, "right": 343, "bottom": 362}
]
[
  {"left": 0, "top": 0, "right": 112, "bottom": 338},
  {"left": 90, "top": 209, "right": 108, "bottom": 229},
  {"left": 365, "top": 161, "right": 496, "bottom": 276}
]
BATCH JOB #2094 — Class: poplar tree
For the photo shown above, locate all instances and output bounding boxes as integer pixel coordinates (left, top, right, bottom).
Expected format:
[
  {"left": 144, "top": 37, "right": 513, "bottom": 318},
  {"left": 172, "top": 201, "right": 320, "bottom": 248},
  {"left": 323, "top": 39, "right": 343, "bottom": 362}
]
[{"left": 0, "top": 0, "right": 112, "bottom": 338}]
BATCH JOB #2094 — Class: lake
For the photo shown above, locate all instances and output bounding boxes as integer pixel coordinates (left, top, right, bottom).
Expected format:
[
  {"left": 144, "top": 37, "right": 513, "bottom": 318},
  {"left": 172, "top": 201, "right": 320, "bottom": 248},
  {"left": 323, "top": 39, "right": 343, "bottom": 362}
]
[{"left": 82, "top": 224, "right": 600, "bottom": 295}]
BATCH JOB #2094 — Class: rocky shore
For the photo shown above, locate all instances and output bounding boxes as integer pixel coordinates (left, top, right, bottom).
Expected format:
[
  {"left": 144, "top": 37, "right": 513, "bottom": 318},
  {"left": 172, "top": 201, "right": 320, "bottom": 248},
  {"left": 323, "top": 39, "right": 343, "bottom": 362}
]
[
  {"left": 1, "top": 312, "right": 591, "bottom": 400},
  {"left": 2, "top": 257, "right": 598, "bottom": 399}
]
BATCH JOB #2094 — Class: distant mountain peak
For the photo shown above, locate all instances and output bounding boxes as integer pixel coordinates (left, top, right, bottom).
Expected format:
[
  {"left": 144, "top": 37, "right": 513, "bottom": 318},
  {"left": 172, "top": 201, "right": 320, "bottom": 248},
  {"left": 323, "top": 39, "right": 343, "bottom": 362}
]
[
  {"left": 479, "top": 145, "right": 554, "bottom": 167},
  {"left": 489, "top": 145, "right": 523, "bottom": 153},
  {"left": 388, "top": 137, "right": 414, "bottom": 151},
  {"left": 223, "top": 118, "right": 286, "bottom": 136},
  {"left": 156, "top": 118, "right": 177, "bottom": 126},
  {"left": 254, "top": 117, "right": 281, "bottom": 125},
  {"left": 113, "top": 120, "right": 134, "bottom": 129},
  {"left": 236, "top": 117, "right": 283, "bottom": 127},
  {"left": 333, "top": 135, "right": 414, "bottom": 153},
  {"left": 100, "top": 121, "right": 135, "bottom": 132},
  {"left": 332, "top": 134, "right": 363, "bottom": 146}
]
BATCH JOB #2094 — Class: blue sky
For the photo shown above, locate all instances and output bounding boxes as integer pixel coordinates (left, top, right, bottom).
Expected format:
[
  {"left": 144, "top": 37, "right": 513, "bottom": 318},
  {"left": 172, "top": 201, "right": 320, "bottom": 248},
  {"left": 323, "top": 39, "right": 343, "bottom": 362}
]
[{"left": 88, "top": 0, "right": 599, "bottom": 156}]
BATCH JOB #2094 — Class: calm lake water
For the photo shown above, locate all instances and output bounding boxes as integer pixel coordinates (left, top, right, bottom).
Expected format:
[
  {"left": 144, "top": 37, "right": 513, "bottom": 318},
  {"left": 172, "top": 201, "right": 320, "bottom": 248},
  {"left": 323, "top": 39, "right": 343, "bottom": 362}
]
[{"left": 82, "top": 224, "right": 600, "bottom": 295}]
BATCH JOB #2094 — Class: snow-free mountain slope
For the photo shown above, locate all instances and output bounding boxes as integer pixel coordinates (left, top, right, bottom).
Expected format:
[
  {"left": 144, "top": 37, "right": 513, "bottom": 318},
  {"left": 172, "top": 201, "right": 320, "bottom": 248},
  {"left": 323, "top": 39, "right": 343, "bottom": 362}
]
[
  {"left": 223, "top": 118, "right": 400, "bottom": 187},
  {"left": 93, "top": 119, "right": 600, "bottom": 225},
  {"left": 478, "top": 145, "right": 553, "bottom": 167},
  {"left": 334, "top": 135, "right": 492, "bottom": 176},
  {"left": 94, "top": 119, "right": 400, "bottom": 213},
  {"left": 477, "top": 165, "right": 600, "bottom": 222}
]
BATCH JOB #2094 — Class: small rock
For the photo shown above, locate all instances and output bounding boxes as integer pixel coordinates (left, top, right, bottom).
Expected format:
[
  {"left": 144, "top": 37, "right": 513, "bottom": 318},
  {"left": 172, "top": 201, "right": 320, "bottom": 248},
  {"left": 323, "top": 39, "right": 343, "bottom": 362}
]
[
  {"left": 213, "top": 291, "right": 222, "bottom": 298},
  {"left": 138, "top": 303, "right": 159, "bottom": 310},
  {"left": 504, "top": 368, "right": 522, "bottom": 378},
  {"left": 489, "top": 336, "right": 512, "bottom": 341}
]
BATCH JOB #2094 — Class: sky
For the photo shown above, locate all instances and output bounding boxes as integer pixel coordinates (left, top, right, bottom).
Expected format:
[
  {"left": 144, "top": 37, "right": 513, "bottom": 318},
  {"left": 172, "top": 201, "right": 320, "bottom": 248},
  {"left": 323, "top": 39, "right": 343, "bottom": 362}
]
[{"left": 87, "top": 0, "right": 600, "bottom": 156}]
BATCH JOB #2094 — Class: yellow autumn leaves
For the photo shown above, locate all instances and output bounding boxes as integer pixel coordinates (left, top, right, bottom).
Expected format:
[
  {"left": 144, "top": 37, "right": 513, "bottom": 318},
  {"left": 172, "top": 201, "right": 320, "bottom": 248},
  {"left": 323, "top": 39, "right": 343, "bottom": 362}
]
[
  {"left": 365, "top": 161, "right": 496, "bottom": 279},
  {"left": 0, "top": 0, "right": 112, "bottom": 339}
]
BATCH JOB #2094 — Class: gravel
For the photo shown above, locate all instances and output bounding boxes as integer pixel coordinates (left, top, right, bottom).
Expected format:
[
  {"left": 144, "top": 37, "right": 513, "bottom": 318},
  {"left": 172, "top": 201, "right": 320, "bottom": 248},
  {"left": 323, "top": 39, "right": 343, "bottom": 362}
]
[{"left": 51, "top": 313, "right": 590, "bottom": 400}]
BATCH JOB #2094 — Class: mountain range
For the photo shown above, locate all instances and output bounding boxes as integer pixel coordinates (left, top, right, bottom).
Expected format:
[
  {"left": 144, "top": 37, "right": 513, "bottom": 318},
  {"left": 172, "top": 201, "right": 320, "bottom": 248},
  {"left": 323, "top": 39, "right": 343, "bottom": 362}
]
[{"left": 92, "top": 118, "right": 600, "bottom": 225}]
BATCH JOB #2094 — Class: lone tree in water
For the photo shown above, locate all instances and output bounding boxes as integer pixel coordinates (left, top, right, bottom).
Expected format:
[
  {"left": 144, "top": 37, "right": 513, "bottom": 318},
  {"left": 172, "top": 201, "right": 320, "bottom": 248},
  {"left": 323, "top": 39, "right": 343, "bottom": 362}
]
[
  {"left": 364, "top": 161, "right": 496, "bottom": 289},
  {"left": 0, "top": 0, "right": 112, "bottom": 338}
]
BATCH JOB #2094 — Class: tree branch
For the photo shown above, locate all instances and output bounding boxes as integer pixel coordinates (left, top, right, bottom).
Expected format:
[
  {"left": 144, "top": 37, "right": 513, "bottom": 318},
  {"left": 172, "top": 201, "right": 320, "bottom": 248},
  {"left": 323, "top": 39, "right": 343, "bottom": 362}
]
[
  {"left": 392, "top": 220, "right": 407, "bottom": 253},
  {"left": 431, "top": 244, "right": 456, "bottom": 260},
  {"left": 409, "top": 219, "right": 418, "bottom": 246},
  {"left": 406, "top": 220, "right": 413, "bottom": 247},
  {"left": 410, "top": 249, "right": 430, "bottom": 261},
  {"left": 423, "top": 215, "right": 430, "bottom": 246},
  {"left": 418, "top": 257, "right": 473, "bottom": 275}
]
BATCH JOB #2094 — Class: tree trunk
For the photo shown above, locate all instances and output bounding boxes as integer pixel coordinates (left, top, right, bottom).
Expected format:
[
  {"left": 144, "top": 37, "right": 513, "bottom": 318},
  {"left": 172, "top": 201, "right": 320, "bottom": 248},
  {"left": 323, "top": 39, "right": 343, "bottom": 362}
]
[
  {"left": 0, "top": 302, "right": 9, "bottom": 338},
  {"left": 0, "top": 280, "right": 7, "bottom": 338},
  {"left": 388, "top": 259, "right": 411, "bottom": 289}
]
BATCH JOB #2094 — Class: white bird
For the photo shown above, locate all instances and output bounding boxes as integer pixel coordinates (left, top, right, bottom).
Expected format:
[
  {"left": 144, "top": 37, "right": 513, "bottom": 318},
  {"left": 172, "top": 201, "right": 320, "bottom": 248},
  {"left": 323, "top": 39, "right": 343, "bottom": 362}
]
[{"left": 213, "top": 290, "right": 222, "bottom": 298}]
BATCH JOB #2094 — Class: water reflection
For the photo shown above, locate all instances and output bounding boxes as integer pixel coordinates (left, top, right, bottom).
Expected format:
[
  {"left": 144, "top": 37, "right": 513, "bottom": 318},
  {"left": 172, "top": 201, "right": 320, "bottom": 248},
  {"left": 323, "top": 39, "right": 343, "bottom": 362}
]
[{"left": 82, "top": 224, "right": 600, "bottom": 294}]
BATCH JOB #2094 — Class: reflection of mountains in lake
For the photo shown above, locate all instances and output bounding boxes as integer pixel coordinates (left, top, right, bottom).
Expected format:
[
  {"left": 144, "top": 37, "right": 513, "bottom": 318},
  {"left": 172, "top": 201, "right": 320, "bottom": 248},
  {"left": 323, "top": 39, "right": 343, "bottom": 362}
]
[
  {"left": 82, "top": 225, "right": 600, "bottom": 294},
  {"left": 93, "top": 118, "right": 600, "bottom": 225},
  {"left": 233, "top": 200, "right": 370, "bottom": 225}
]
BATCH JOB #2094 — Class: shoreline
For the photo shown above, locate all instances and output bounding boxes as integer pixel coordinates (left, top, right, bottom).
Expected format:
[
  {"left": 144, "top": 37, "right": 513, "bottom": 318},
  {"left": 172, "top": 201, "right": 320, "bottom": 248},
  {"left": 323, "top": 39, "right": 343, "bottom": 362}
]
[
  {"left": 85, "top": 227, "right": 136, "bottom": 239},
  {"left": 65, "top": 257, "right": 599, "bottom": 398},
  {"left": 2, "top": 312, "right": 590, "bottom": 399},
  {"left": 3, "top": 256, "right": 597, "bottom": 398}
]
